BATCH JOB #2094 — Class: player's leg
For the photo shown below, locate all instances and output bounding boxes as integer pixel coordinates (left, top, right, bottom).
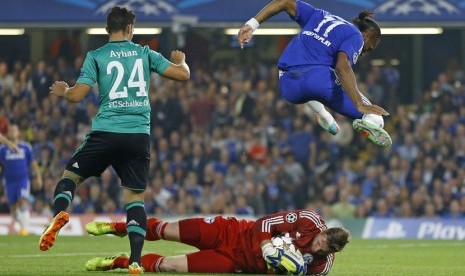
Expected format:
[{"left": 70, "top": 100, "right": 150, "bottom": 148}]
[
  {"left": 86, "top": 215, "right": 224, "bottom": 250},
  {"left": 15, "top": 199, "right": 30, "bottom": 235},
  {"left": 159, "top": 250, "right": 236, "bottom": 273},
  {"left": 303, "top": 101, "right": 340, "bottom": 135},
  {"left": 40, "top": 131, "right": 110, "bottom": 251},
  {"left": 279, "top": 68, "right": 339, "bottom": 135},
  {"left": 5, "top": 180, "right": 29, "bottom": 235},
  {"left": 324, "top": 86, "right": 391, "bottom": 147},
  {"left": 85, "top": 252, "right": 130, "bottom": 271},
  {"left": 122, "top": 191, "right": 146, "bottom": 274},
  {"left": 86, "top": 250, "right": 236, "bottom": 273},
  {"left": 112, "top": 133, "right": 150, "bottom": 273},
  {"left": 86, "top": 217, "right": 167, "bottom": 240},
  {"left": 15, "top": 180, "right": 31, "bottom": 235}
]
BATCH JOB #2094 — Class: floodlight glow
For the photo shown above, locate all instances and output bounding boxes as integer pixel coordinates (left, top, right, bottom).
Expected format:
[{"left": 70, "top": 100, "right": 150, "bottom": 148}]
[
  {"left": 381, "top": 28, "right": 443, "bottom": 35},
  {"left": 0, "top": 29, "right": 25, "bottom": 35}
]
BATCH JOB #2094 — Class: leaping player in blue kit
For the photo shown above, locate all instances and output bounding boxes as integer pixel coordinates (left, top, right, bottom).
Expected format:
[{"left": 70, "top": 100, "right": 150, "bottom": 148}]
[{"left": 238, "top": 0, "right": 392, "bottom": 147}]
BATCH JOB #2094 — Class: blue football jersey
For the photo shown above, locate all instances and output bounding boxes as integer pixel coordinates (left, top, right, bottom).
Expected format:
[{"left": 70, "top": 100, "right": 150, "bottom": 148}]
[
  {"left": 0, "top": 142, "right": 33, "bottom": 182},
  {"left": 278, "top": 0, "right": 364, "bottom": 70}
]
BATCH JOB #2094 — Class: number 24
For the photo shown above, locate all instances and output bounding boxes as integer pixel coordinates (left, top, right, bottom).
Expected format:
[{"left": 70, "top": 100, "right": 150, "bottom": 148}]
[{"left": 107, "top": 58, "right": 147, "bottom": 100}]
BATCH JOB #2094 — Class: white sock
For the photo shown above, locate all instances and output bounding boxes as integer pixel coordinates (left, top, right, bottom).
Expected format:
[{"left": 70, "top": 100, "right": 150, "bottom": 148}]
[
  {"left": 303, "top": 101, "right": 335, "bottom": 124},
  {"left": 362, "top": 114, "right": 384, "bottom": 128},
  {"left": 16, "top": 205, "right": 30, "bottom": 230}
]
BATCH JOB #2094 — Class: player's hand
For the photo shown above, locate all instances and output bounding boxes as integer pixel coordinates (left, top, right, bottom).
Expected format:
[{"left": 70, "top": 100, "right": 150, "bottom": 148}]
[
  {"left": 6, "top": 141, "right": 19, "bottom": 153},
  {"left": 356, "top": 103, "right": 389, "bottom": 116},
  {"left": 170, "top": 50, "right": 186, "bottom": 64},
  {"left": 49, "top": 81, "right": 69, "bottom": 97},
  {"left": 237, "top": 24, "right": 253, "bottom": 49},
  {"left": 263, "top": 245, "right": 284, "bottom": 270},
  {"left": 280, "top": 249, "right": 307, "bottom": 276}
]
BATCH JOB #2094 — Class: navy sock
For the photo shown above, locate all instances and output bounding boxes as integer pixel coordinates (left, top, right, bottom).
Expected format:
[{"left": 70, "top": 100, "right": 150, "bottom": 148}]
[
  {"left": 126, "top": 201, "right": 147, "bottom": 265},
  {"left": 53, "top": 178, "right": 76, "bottom": 216}
]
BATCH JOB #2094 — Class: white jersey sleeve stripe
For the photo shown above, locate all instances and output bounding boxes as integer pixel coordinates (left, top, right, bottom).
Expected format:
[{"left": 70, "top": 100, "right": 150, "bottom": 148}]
[
  {"left": 261, "top": 217, "right": 284, "bottom": 233},
  {"left": 299, "top": 211, "right": 326, "bottom": 231}
]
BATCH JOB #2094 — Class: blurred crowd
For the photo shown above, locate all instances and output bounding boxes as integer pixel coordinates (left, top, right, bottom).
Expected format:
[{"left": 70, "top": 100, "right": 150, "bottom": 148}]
[{"left": 0, "top": 49, "right": 464, "bottom": 220}]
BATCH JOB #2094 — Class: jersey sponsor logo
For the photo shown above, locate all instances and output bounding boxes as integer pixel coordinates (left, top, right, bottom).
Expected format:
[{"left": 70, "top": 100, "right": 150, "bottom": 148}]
[
  {"left": 5, "top": 149, "right": 25, "bottom": 160},
  {"left": 204, "top": 217, "right": 215, "bottom": 224},
  {"left": 72, "top": 162, "right": 79, "bottom": 169},
  {"left": 286, "top": 213, "right": 298, "bottom": 223},
  {"left": 108, "top": 99, "right": 150, "bottom": 108},
  {"left": 301, "top": 30, "right": 332, "bottom": 47},
  {"left": 110, "top": 50, "right": 139, "bottom": 59}
]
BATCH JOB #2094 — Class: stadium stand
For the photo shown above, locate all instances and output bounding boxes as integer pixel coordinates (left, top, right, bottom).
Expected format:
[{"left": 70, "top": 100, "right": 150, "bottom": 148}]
[{"left": 1, "top": 48, "right": 464, "bottom": 219}]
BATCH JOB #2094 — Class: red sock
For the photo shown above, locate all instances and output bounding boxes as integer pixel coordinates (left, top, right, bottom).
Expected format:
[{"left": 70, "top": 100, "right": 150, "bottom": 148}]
[
  {"left": 146, "top": 218, "right": 167, "bottom": 241},
  {"left": 114, "top": 256, "right": 129, "bottom": 269},
  {"left": 141, "top": 254, "right": 164, "bottom": 272},
  {"left": 114, "top": 222, "right": 127, "bottom": 235}
]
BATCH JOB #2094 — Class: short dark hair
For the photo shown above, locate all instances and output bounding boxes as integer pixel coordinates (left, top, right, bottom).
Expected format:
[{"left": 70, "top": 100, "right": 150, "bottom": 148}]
[
  {"left": 352, "top": 10, "right": 381, "bottom": 39},
  {"left": 324, "top": 227, "right": 350, "bottom": 253},
  {"left": 106, "top": 6, "right": 135, "bottom": 34}
]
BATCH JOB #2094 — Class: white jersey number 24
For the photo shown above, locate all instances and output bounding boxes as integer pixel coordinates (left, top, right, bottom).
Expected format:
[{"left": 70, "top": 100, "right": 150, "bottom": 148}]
[{"left": 107, "top": 58, "right": 147, "bottom": 100}]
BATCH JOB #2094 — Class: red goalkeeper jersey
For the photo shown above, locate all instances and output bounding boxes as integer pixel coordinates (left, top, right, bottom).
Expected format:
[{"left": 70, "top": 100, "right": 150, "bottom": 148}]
[{"left": 230, "top": 209, "right": 334, "bottom": 275}]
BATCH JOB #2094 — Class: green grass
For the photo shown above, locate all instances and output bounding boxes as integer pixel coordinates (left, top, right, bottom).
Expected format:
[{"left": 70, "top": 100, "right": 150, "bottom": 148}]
[{"left": 1, "top": 236, "right": 464, "bottom": 275}]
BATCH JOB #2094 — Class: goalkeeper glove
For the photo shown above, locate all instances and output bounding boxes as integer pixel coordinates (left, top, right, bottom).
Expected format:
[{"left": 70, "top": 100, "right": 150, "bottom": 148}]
[
  {"left": 280, "top": 248, "right": 307, "bottom": 276},
  {"left": 261, "top": 242, "right": 284, "bottom": 270}
]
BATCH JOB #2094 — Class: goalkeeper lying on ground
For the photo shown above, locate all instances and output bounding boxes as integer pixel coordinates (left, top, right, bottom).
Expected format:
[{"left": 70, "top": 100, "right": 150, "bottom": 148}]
[{"left": 85, "top": 209, "right": 349, "bottom": 275}]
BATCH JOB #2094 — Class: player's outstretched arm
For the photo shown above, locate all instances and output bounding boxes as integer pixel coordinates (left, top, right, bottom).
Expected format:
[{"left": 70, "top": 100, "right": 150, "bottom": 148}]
[
  {"left": 0, "top": 134, "right": 19, "bottom": 152},
  {"left": 162, "top": 50, "right": 190, "bottom": 81},
  {"left": 49, "top": 82, "right": 92, "bottom": 103},
  {"left": 238, "top": 0, "right": 297, "bottom": 48},
  {"left": 335, "top": 52, "right": 389, "bottom": 116}
]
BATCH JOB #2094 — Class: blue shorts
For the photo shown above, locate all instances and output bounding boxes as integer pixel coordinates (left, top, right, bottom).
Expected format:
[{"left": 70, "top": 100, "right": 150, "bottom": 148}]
[
  {"left": 3, "top": 178, "right": 30, "bottom": 205},
  {"left": 278, "top": 66, "right": 365, "bottom": 120}
]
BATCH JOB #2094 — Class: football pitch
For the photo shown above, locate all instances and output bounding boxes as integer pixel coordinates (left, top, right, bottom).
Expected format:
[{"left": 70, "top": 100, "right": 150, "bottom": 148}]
[{"left": 1, "top": 236, "right": 464, "bottom": 275}]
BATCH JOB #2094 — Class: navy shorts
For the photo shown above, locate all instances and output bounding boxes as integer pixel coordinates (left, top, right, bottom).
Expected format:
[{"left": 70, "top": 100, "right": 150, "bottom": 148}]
[
  {"left": 66, "top": 131, "right": 150, "bottom": 192},
  {"left": 4, "top": 179, "right": 30, "bottom": 205},
  {"left": 278, "top": 66, "right": 367, "bottom": 120}
]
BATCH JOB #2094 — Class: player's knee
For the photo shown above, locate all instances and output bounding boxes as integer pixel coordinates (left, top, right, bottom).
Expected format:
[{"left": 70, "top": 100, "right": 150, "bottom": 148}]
[
  {"left": 62, "top": 170, "right": 84, "bottom": 186},
  {"left": 123, "top": 189, "right": 145, "bottom": 203},
  {"left": 159, "top": 256, "right": 187, "bottom": 272}
]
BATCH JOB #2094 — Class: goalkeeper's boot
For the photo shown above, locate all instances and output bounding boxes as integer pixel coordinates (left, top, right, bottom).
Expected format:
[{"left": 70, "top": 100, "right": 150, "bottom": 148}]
[
  {"left": 128, "top": 262, "right": 144, "bottom": 274},
  {"left": 86, "top": 221, "right": 127, "bottom": 237},
  {"left": 316, "top": 114, "right": 340, "bottom": 135},
  {"left": 353, "top": 119, "right": 392, "bottom": 147},
  {"left": 85, "top": 252, "right": 129, "bottom": 271},
  {"left": 39, "top": 211, "right": 69, "bottom": 251}
]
